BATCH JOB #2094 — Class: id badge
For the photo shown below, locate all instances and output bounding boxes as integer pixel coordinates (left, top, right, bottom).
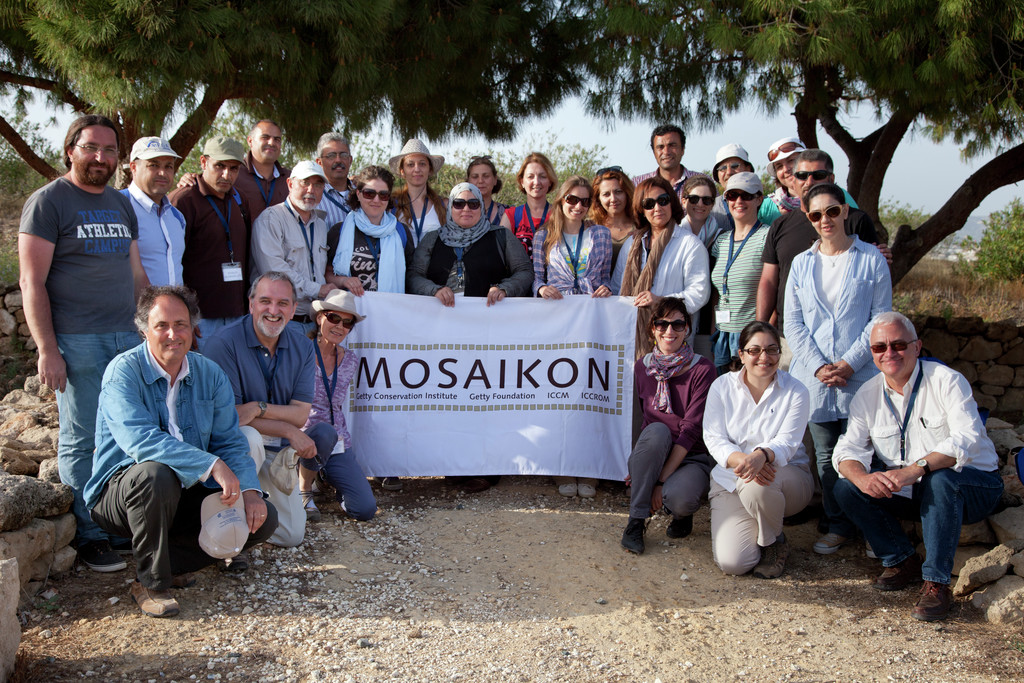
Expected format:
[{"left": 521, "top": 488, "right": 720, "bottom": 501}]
[
  {"left": 331, "top": 440, "right": 346, "bottom": 455},
  {"left": 716, "top": 307, "right": 731, "bottom": 324},
  {"left": 222, "top": 262, "right": 243, "bottom": 282},
  {"left": 262, "top": 434, "right": 283, "bottom": 449}
]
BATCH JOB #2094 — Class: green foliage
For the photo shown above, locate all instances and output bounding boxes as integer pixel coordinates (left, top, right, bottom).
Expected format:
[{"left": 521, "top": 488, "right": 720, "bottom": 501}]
[
  {"left": 878, "top": 199, "right": 932, "bottom": 232},
  {"left": 0, "top": 102, "right": 59, "bottom": 198},
  {"left": 964, "top": 198, "right": 1024, "bottom": 281}
]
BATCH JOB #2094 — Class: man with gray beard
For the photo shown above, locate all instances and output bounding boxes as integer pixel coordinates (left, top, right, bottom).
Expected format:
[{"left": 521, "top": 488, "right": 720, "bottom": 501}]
[{"left": 250, "top": 161, "right": 342, "bottom": 330}]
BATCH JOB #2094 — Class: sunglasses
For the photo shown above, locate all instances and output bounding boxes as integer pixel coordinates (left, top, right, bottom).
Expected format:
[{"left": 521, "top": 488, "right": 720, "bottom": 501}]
[
  {"left": 724, "top": 190, "right": 757, "bottom": 202},
  {"left": 806, "top": 204, "right": 844, "bottom": 223},
  {"left": 595, "top": 165, "right": 623, "bottom": 176},
  {"left": 451, "top": 198, "right": 482, "bottom": 210},
  {"left": 742, "top": 345, "right": 782, "bottom": 358},
  {"left": 563, "top": 195, "right": 592, "bottom": 208},
  {"left": 652, "top": 319, "right": 687, "bottom": 332},
  {"left": 641, "top": 194, "right": 672, "bottom": 211},
  {"left": 359, "top": 188, "right": 390, "bottom": 201},
  {"left": 324, "top": 311, "right": 356, "bottom": 329},
  {"left": 869, "top": 339, "right": 917, "bottom": 354},
  {"left": 716, "top": 161, "right": 744, "bottom": 173},
  {"left": 685, "top": 194, "right": 715, "bottom": 206},
  {"left": 794, "top": 169, "right": 831, "bottom": 181},
  {"left": 767, "top": 143, "right": 801, "bottom": 162}
]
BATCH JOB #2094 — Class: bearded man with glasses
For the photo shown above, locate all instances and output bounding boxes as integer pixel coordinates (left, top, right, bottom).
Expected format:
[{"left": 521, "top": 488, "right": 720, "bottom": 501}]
[{"left": 832, "top": 311, "right": 1003, "bottom": 622}]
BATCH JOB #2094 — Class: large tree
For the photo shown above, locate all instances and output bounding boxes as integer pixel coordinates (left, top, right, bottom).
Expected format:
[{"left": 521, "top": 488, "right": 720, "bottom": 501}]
[
  {"left": 0, "top": 0, "right": 587, "bottom": 180},
  {"left": 578, "top": 0, "right": 1024, "bottom": 282}
]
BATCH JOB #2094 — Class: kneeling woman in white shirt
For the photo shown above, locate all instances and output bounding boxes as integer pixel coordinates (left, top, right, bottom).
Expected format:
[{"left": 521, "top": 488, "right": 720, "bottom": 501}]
[{"left": 703, "top": 321, "right": 814, "bottom": 578}]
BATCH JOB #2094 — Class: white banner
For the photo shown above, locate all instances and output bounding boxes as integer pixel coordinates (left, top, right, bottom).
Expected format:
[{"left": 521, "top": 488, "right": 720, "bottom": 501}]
[{"left": 344, "top": 292, "right": 637, "bottom": 479}]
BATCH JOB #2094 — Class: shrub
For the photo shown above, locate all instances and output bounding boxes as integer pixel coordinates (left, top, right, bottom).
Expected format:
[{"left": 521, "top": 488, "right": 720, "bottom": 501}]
[{"left": 964, "top": 199, "right": 1024, "bottom": 281}]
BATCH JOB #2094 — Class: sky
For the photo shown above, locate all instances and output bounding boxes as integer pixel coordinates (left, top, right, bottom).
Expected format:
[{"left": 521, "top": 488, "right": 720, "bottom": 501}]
[{"left": 29, "top": 95, "right": 1019, "bottom": 219}]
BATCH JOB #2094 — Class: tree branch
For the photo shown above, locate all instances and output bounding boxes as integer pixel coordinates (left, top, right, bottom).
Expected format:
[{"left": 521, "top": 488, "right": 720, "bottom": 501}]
[
  {"left": 890, "top": 142, "right": 1024, "bottom": 283},
  {"left": 0, "top": 69, "right": 90, "bottom": 112},
  {"left": 0, "top": 114, "right": 61, "bottom": 181},
  {"left": 168, "top": 87, "right": 229, "bottom": 166},
  {"left": 858, "top": 108, "right": 915, "bottom": 224}
]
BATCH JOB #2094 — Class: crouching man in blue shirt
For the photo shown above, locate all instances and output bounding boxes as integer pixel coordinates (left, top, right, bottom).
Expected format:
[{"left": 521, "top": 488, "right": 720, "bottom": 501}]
[{"left": 85, "top": 285, "right": 278, "bottom": 618}]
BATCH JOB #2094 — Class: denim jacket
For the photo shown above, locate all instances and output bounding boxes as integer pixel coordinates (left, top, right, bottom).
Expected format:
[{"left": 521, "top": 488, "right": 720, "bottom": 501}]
[
  {"left": 84, "top": 343, "right": 259, "bottom": 509},
  {"left": 784, "top": 235, "right": 891, "bottom": 423}
]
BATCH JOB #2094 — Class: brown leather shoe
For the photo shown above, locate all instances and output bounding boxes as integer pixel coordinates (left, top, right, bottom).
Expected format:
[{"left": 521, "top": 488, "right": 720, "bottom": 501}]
[
  {"left": 130, "top": 581, "right": 179, "bottom": 618},
  {"left": 873, "top": 552, "right": 923, "bottom": 591},
  {"left": 913, "top": 581, "right": 952, "bottom": 621},
  {"left": 170, "top": 573, "right": 195, "bottom": 589}
]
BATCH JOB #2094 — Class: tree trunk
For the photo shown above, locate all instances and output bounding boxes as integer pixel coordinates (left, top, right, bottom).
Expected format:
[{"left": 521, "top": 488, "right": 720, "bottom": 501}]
[
  {"left": 169, "top": 87, "right": 229, "bottom": 167},
  {"left": 0, "top": 115, "right": 60, "bottom": 180},
  {"left": 889, "top": 142, "right": 1024, "bottom": 283}
]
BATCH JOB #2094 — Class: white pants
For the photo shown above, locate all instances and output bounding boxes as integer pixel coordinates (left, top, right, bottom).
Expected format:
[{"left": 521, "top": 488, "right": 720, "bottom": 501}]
[
  {"left": 242, "top": 426, "right": 305, "bottom": 548},
  {"left": 709, "top": 462, "right": 813, "bottom": 575}
]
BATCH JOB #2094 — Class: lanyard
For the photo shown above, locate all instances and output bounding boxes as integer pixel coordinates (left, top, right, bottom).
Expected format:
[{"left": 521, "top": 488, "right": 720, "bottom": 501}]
[
  {"left": 205, "top": 196, "right": 235, "bottom": 261},
  {"left": 255, "top": 348, "right": 278, "bottom": 399},
  {"left": 486, "top": 201, "right": 497, "bottom": 224},
  {"left": 882, "top": 361, "right": 925, "bottom": 464},
  {"left": 286, "top": 202, "right": 316, "bottom": 278},
  {"left": 561, "top": 227, "right": 585, "bottom": 293},
  {"left": 523, "top": 201, "right": 549, "bottom": 229},
  {"left": 721, "top": 222, "right": 760, "bottom": 296},
  {"left": 453, "top": 246, "right": 465, "bottom": 285},
  {"left": 363, "top": 233, "right": 380, "bottom": 266},
  {"left": 257, "top": 175, "right": 277, "bottom": 209},
  {"left": 314, "top": 342, "right": 339, "bottom": 425},
  {"left": 323, "top": 189, "right": 347, "bottom": 212},
  {"left": 409, "top": 195, "right": 429, "bottom": 242}
]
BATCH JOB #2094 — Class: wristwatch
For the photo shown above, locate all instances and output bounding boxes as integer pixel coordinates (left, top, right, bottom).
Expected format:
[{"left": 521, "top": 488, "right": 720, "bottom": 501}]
[
  {"left": 914, "top": 458, "right": 931, "bottom": 475},
  {"left": 257, "top": 401, "right": 267, "bottom": 418}
]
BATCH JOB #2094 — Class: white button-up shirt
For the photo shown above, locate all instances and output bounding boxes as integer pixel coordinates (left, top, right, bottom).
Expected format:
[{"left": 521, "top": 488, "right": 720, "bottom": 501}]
[
  {"left": 703, "top": 368, "right": 811, "bottom": 492},
  {"left": 833, "top": 360, "right": 999, "bottom": 480}
]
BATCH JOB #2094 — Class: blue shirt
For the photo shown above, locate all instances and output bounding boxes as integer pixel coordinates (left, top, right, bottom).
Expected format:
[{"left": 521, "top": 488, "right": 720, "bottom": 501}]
[
  {"left": 122, "top": 184, "right": 186, "bottom": 286},
  {"left": 203, "top": 314, "right": 315, "bottom": 407},
  {"left": 319, "top": 185, "right": 351, "bottom": 231},
  {"left": 85, "top": 343, "right": 259, "bottom": 509}
]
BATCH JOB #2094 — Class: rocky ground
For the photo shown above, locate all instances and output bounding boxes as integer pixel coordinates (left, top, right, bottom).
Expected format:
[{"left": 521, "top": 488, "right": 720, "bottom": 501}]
[{"left": 12, "top": 477, "right": 1024, "bottom": 683}]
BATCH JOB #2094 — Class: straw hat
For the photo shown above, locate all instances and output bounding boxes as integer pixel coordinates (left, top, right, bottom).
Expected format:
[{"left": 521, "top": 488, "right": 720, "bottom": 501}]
[{"left": 388, "top": 139, "right": 445, "bottom": 176}]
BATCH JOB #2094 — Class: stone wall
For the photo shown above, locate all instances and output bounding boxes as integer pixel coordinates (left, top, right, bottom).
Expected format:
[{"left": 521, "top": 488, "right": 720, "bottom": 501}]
[
  {"left": 0, "top": 284, "right": 34, "bottom": 354},
  {"left": 909, "top": 315, "right": 1024, "bottom": 417}
]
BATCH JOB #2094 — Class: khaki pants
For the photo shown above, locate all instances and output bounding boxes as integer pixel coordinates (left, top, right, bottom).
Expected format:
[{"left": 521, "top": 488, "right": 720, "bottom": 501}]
[
  {"left": 242, "top": 425, "right": 305, "bottom": 548},
  {"left": 709, "top": 462, "right": 814, "bottom": 575}
]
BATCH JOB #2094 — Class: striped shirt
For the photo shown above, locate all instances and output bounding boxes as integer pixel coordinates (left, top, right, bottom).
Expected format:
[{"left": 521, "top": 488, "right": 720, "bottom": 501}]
[
  {"left": 710, "top": 224, "right": 768, "bottom": 332},
  {"left": 319, "top": 185, "right": 350, "bottom": 232},
  {"left": 631, "top": 167, "right": 708, "bottom": 203}
]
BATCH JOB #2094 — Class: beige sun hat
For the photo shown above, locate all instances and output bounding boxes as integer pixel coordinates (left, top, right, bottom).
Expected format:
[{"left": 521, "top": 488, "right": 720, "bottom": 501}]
[
  {"left": 311, "top": 288, "right": 366, "bottom": 322},
  {"left": 388, "top": 139, "right": 445, "bottom": 176}
]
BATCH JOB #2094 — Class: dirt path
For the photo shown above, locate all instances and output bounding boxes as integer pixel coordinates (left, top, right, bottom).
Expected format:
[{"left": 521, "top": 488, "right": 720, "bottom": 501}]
[{"left": 15, "top": 477, "right": 1024, "bottom": 682}]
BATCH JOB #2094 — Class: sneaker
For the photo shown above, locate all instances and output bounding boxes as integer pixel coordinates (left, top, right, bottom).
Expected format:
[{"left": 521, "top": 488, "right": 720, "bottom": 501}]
[
  {"left": 913, "top": 581, "right": 952, "bottom": 621},
  {"left": 555, "top": 477, "right": 577, "bottom": 497},
  {"left": 130, "top": 581, "right": 179, "bottom": 618},
  {"left": 78, "top": 539, "right": 127, "bottom": 572},
  {"left": 874, "top": 552, "right": 923, "bottom": 591},
  {"left": 865, "top": 541, "right": 877, "bottom": 559},
  {"left": 577, "top": 479, "right": 597, "bottom": 499},
  {"left": 380, "top": 477, "right": 403, "bottom": 491},
  {"left": 666, "top": 515, "right": 693, "bottom": 539},
  {"left": 222, "top": 549, "right": 249, "bottom": 574},
  {"left": 621, "top": 517, "right": 647, "bottom": 554},
  {"left": 301, "top": 490, "right": 321, "bottom": 522},
  {"left": 110, "top": 537, "right": 133, "bottom": 554},
  {"left": 812, "top": 532, "right": 850, "bottom": 555},
  {"left": 753, "top": 533, "right": 790, "bottom": 579}
]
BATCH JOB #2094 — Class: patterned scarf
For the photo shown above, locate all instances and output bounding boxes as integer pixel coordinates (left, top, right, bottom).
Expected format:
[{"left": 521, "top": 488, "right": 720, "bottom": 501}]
[
  {"left": 643, "top": 344, "right": 694, "bottom": 414},
  {"left": 770, "top": 187, "right": 801, "bottom": 213}
]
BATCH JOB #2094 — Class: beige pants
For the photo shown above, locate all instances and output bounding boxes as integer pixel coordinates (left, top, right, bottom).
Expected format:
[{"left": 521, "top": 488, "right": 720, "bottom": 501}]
[
  {"left": 242, "top": 425, "right": 305, "bottom": 548},
  {"left": 709, "top": 462, "right": 814, "bottom": 575}
]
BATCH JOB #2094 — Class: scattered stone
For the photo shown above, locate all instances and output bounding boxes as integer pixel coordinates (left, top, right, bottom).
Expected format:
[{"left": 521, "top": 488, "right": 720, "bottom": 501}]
[
  {"left": 954, "top": 544, "right": 1019, "bottom": 596},
  {"left": 595, "top": 598, "right": 607, "bottom": 605},
  {"left": 958, "top": 520, "right": 997, "bottom": 546},
  {"left": 0, "top": 447, "right": 37, "bottom": 476},
  {"left": 0, "top": 558, "right": 17, "bottom": 681},
  {"left": 107, "top": 596, "right": 119, "bottom": 606},
  {"left": 39, "top": 629, "right": 52, "bottom": 639},
  {"left": 0, "top": 518, "right": 55, "bottom": 588},
  {"left": 988, "top": 429, "right": 1024, "bottom": 459},
  {"left": 356, "top": 638, "right": 372, "bottom": 648},
  {"left": 37, "top": 458, "right": 60, "bottom": 484},
  {"left": 953, "top": 546, "right": 992, "bottom": 576},
  {"left": 970, "top": 574, "right": 1024, "bottom": 624},
  {"left": 407, "top": 628, "right": 423, "bottom": 638},
  {"left": 1011, "top": 551, "right": 1024, "bottom": 578},
  {"left": 989, "top": 507, "right": 1024, "bottom": 545},
  {"left": 0, "top": 472, "right": 72, "bottom": 531}
]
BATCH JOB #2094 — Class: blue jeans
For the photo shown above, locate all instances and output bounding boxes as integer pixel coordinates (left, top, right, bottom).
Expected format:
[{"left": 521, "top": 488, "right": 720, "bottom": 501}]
[
  {"left": 55, "top": 331, "right": 139, "bottom": 543},
  {"left": 196, "top": 316, "right": 242, "bottom": 351},
  {"left": 808, "top": 419, "right": 857, "bottom": 538},
  {"left": 296, "top": 423, "right": 376, "bottom": 521},
  {"left": 834, "top": 466, "right": 1003, "bottom": 584},
  {"left": 711, "top": 329, "right": 742, "bottom": 373}
]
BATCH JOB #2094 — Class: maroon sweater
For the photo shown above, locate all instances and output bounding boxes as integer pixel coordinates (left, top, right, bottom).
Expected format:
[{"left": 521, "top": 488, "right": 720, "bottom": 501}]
[{"left": 634, "top": 355, "right": 714, "bottom": 453}]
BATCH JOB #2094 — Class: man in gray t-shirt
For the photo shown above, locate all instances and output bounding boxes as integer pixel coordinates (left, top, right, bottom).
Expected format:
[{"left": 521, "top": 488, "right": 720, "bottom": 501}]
[{"left": 19, "top": 115, "right": 149, "bottom": 573}]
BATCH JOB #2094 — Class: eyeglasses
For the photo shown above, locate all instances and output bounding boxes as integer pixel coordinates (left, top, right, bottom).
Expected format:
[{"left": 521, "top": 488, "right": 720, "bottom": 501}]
[
  {"left": 794, "top": 170, "right": 831, "bottom": 181},
  {"left": 320, "top": 152, "right": 352, "bottom": 161},
  {"left": 652, "top": 319, "right": 687, "bottom": 332},
  {"left": 641, "top": 194, "right": 672, "bottom": 211},
  {"left": 359, "top": 188, "right": 390, "bottom": 201},
  {"left": 594, "top": 165, "right": 623, "bottom": 177},
  {"left": 806, "top": 204, "right": 844, "bottom": 223},
  {"left": 685, "top": 194, "right": 715, "bottom": 206},
  {"left": 742, "top": 345, "right": 782, "bottom": 357},
  {"left": 324, "top": 312, "right": 356, "bottom": 329},
  {"left": 767, "top": 143, "right": 801, "bottom": 162},
  {"left": 716, "top": 162, "right": 744, "bottom": 173},
  {"left": 469, "top": 155, "right": 492, "bottom": 163},
  {"left": 75, "top": 143, "right": 118, "bottom": 157},
  {"left": 724, "top": 190, "right": 757, "bottom": 202},
  {"left": 563, "top": 195, "right": 592, "bottom": 208},
  {"left": 869, "top": 339, "right": 917, "bottom": 354},
  {"left": 451, "top": 198, "right": 482, "bottom": 210}
]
